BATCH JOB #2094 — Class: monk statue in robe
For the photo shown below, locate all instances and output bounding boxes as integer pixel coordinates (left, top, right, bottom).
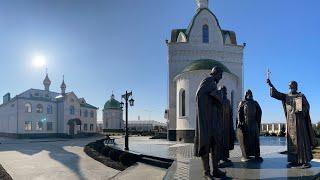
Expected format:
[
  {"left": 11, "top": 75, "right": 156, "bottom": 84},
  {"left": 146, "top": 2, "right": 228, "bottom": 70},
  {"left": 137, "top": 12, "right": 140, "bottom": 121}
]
[
  {"left": 237, "top": 90, "right": 263, "bottom": 162},
  {"left": 267, "top": 79, "right": 316, "bottom": 168},
  {"left": 194, "top": 66, "right": 226, "bottom": 178},
  {"left": 219, "top": 86, "right": 234, "bottom": 167}
]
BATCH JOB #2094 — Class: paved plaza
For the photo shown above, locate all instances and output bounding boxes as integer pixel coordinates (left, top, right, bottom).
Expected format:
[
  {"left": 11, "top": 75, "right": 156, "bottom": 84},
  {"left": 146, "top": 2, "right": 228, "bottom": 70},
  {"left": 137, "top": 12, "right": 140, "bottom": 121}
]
[
  {"left": 0, "top": 136, "right": 319, "bottom": 179},
  {"left": 114, "top": 136, "right": 320, "bottom": 180},
  {"left": 0, "top": 137, "right": 120, "bottom": 180}
]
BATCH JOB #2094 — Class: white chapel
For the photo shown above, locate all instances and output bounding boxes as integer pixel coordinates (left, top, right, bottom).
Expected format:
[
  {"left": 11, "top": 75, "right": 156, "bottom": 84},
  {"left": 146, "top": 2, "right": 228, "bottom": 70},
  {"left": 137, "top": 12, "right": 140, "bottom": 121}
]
[{"left": 165, "top": 0, "right": 244, "bottom": 142}]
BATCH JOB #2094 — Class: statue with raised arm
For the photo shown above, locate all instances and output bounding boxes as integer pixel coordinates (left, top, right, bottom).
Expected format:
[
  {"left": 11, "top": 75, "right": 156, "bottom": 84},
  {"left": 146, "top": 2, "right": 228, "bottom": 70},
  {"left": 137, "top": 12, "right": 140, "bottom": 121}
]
[
  {"left": 194, "top": 66, "right": 226, "bottom": 178},
  {"left": 219, "top": 86, "right": 234, "bottom": 167},
  {"left": 267, "top": 78, "right": 316, "bottom": 168},
  {"left": 237, "top": 90, "right": 263, "bottom": 162}
]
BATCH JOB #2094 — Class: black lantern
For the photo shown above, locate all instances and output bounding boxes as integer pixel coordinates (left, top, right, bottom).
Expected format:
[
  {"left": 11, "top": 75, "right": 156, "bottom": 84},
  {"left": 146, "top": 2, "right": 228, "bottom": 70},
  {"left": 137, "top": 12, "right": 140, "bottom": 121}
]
[
  {"left": 121, "top": 91, "right": 134, "bottom": 151},
  {"left": 120, "top": 102, "right": 124, "bottom": 109},
  {"left": 129, "top": 98, "right": 135, "bottom": 107}
]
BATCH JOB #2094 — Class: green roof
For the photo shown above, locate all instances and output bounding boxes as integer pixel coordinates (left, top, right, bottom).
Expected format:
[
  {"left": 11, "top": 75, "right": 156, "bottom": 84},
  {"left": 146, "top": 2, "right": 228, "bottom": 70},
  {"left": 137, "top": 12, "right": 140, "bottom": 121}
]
[
  {"left": 181, "top": 59, "right": 231, "bottom": 74},
  {"left": 104, "top": 94, "right": 121, "bottom": 110},
  {"left": 80, "top": 103, "right": 98, "bottom": 110}
]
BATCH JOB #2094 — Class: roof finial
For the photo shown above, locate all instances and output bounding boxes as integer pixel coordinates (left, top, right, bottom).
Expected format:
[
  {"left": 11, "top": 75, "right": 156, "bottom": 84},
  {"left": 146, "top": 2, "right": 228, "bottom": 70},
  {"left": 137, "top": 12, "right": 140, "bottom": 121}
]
[
  {"left": 43, "top": 68, "right": 51, "bottom": 91},
  {"left": 196, "top": 0, "right": 208, "bottom": 10},
  {"left": 61, "top": 74, "right": 66, "bottom": 95}
]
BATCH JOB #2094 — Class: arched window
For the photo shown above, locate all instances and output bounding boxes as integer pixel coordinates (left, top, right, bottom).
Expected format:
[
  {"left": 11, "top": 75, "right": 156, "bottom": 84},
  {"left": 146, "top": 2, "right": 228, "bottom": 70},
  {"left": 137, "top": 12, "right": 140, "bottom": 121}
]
[
  {"left": 202, "top": 24, "right": 209, "bottom": 43},
  {"left": 70, "top": 106, "right": 75, "bottom": 115},
  {"left": 36, "top": 104, "right": 43, "bottom": 113},
  {"left": 36, "top": 121, "right": 43, "bottom": 131},
  {"left": 25, "top": 103, "right": 32, "bottom": 113},
  {"left": 180, "top": 89, "right": 186, "bottom": 117},
  {"left": 84, "top": 110, "right": 88, "bottom": 117},
  {"left": 47, "top": 105, "right": 53, "bottom": 114},
  {"left": 90, "top": 110, "right": 94, "bottom": 118}
]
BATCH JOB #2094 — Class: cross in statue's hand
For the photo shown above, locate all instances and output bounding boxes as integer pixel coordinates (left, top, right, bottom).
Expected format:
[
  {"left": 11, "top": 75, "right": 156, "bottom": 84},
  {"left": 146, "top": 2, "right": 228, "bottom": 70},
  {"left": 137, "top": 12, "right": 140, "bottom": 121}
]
[{"left": 266, "top": 68, "right": 271, "bottom": 80}]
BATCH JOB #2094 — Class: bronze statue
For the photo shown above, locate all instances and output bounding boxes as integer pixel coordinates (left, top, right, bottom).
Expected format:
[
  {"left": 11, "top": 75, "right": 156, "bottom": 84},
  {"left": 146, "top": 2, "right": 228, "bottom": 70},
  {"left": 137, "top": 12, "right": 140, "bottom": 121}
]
[
  {"left": 219, "top": 86, "right": 234, "bottom": 167},
  {"left": 194, "top": 66, "right": 226, "bottom": 178},
  {"left": 237, "top": 90, "right": 263, "bottom": 162},
  {"left": 267, "top": 78, "right": 316, "bottom": 168}
]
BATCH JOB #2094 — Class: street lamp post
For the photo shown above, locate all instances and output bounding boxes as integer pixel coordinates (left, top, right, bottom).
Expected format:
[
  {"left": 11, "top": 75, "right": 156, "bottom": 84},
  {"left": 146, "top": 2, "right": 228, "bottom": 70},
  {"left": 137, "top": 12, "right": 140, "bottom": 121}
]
[{"left": 120, "top": 91, "right": 134, "bottom": 151}]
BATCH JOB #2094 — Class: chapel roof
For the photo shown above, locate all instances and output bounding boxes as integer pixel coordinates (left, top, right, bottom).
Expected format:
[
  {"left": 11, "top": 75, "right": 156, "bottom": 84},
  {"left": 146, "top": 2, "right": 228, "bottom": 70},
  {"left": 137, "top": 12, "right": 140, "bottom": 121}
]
[
  {"left": 170, "top": 8, "right": 237, "bottom": 45},
  {"left": 104, "top": 94, "right": 121, "bottom": 110},
  {"left": 181, "top": 59, "right": 231, "bottom": 74}
]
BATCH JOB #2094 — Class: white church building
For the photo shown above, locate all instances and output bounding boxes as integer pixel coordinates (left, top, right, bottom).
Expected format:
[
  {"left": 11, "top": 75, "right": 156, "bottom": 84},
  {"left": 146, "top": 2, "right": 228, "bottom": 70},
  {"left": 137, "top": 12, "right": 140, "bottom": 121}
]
[
  {"left": 166, "top": 0, "right": 244, "bottom": 142},
  {"left": 0, "top": 73, "right": 98, "bottom": 138}
]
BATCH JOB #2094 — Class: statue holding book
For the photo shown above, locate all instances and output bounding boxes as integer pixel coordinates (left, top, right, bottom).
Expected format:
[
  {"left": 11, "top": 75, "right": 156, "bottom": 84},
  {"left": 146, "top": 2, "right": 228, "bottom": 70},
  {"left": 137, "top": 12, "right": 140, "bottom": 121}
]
[{"left": 267, "top": 75, "right": 316, "bottom": 168}]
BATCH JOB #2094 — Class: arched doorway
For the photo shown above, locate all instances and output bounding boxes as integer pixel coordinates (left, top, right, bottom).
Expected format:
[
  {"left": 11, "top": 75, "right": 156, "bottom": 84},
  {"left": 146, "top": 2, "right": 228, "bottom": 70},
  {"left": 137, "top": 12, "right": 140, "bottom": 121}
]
[{"left": 67, "top": 119, "right": 82, "bottom": 136}]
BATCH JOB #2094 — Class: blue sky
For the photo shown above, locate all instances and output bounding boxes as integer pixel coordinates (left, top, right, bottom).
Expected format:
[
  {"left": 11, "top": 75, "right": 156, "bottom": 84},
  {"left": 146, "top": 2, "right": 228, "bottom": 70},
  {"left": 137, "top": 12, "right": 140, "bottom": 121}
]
[{"left": 0, "top": 0, "right": 319, "bottom": 123}]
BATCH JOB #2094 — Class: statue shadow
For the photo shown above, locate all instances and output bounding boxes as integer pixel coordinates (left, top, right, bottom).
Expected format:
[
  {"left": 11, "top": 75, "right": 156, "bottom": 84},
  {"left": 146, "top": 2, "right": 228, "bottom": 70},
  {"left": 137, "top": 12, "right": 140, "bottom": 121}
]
[{"left": 0, "top": 137, "right": 100, "bottom": 180}]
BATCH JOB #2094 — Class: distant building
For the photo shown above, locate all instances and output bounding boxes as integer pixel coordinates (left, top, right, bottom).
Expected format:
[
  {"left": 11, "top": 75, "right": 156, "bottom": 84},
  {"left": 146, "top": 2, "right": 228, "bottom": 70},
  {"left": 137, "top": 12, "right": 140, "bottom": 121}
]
[
  {"left": 261, "top": 123, "right": 287, "bottom": 135},
  {"left": 165, "top": 0, "right": 244, "bottom": 142},
  {"left": 103, "top": 94, "right": 124, "bottom": 131},
  {"left": 97, "top": 121, "right": 103, "bottom": 133},
  {"left": 0, "top": 73, "right": 98, "bottom": 138},
  {"left": 127, "top": 120, "right": 167, "bottom": 132}
]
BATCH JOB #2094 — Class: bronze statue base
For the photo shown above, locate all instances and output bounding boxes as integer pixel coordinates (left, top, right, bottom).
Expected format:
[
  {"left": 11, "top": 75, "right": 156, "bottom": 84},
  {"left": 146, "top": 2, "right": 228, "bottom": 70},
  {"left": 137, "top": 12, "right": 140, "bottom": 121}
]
[
  {"left": 287, "top": 163, "right": 311, "bottom": 169},
  {"left": 218, "top": 160, "right": 233, "bottom": 168},
  {"left": 212, "top": 169, "right": 226, "bottom": 178}
]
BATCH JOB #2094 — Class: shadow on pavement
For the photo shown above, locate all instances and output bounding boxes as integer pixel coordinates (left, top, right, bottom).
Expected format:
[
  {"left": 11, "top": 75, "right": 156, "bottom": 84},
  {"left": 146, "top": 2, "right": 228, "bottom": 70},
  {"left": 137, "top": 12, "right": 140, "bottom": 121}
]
[{"left": 0, "top": 137, "right": 101, "bottom": 180}]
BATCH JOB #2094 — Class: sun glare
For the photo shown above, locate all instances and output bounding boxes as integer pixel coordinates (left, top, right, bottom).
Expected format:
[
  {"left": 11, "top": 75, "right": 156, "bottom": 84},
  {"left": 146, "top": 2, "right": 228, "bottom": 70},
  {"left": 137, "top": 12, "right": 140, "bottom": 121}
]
[{"left": 32, "top": 54, "right": 47, "bottom": 68}]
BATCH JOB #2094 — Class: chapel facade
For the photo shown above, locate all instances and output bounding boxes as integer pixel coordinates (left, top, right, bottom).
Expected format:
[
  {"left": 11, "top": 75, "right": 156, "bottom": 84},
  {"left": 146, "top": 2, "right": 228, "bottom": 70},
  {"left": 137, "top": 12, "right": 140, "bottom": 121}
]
[{"left": 165, "top": 0, "right": 244, "bottom": 142}]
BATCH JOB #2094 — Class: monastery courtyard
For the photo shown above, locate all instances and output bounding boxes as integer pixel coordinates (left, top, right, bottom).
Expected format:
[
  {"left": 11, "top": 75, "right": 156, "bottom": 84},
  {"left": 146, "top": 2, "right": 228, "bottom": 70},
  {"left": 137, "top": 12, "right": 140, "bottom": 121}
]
[
  {"left": 0, "top": 136, "right": 319, "bottom": 179},
  {"left": 0, "top": 136, "right": 120, "bottom": 180}
]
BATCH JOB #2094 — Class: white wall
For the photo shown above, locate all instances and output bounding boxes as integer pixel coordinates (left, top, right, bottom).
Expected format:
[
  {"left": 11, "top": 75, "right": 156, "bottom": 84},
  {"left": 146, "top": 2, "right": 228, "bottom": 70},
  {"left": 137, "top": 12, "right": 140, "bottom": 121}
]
[
  {"left": 175, "top": 70, "right": 240, "bottom": 130},
  {"left": 103, "top": 109, "right": 123, "bottom": 130},
  {"left": 0, "top": 99, "right": 17, "bottom": 133},
  {"left": 63, "top": 93, "right": 97, "bottom": 134},
  {"left": 17, "top": 99, "right": 57, "bottom": 134}
]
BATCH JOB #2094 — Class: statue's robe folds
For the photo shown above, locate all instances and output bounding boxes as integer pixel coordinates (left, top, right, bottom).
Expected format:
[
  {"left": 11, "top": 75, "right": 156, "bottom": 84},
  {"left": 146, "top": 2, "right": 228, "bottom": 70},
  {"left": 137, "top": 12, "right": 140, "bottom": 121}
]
[
  {"left": 194, "top": 76, "right": 223, "bottom": 160},
  {"left": 222, "top": 98, "right": 234, "bottom": 159},
  {"left": 237, "top": 99, "right": 262, "bottom": 158},
  {"left": 270, "top": 87, "right": 316, "bottom": 164}
]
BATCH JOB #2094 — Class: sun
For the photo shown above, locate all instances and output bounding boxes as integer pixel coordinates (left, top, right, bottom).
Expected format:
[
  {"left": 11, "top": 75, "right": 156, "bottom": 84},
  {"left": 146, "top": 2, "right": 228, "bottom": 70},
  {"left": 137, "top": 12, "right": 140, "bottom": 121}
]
[{"left": 32, "top": 54, "right": 47, "bottom": 68}]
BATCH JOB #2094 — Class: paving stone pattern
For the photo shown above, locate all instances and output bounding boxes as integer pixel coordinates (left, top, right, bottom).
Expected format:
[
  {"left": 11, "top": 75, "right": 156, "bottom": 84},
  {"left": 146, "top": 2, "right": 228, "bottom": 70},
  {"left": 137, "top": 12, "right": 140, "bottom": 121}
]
[{"left": 166, "top": 144, "right": 286, "bottom": 180}]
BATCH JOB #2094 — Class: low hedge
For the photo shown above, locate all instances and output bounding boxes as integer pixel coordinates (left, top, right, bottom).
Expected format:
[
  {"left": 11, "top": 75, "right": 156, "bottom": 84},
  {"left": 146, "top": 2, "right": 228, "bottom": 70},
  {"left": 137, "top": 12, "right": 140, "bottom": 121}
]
[
  {"left": 119, "top": 152, "right": 140, "bottom": 167},
  {"left": 109, "top": 149, "right": 122, "bottom": 161},
  {"left": 84, "top": 139, "right": 141, "bottom": 171},
  {"left": 101, "top": 146, "right": 112, "bottom": 157}
]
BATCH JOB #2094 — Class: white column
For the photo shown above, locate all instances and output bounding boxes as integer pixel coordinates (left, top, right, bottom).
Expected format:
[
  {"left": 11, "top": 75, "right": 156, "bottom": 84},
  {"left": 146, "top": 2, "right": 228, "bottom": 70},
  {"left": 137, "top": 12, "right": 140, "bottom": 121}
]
[{"left": 272, "top": 124, "right": 275, "bottom": 132}]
